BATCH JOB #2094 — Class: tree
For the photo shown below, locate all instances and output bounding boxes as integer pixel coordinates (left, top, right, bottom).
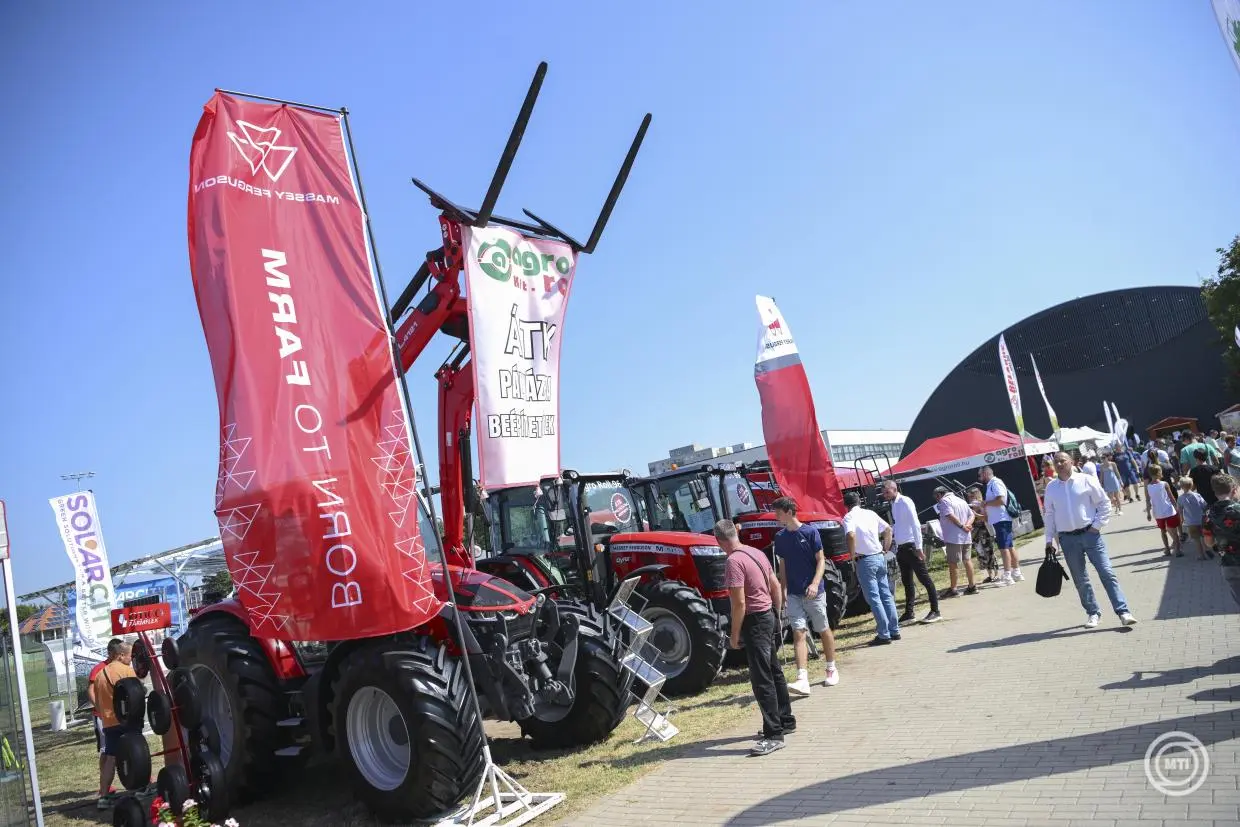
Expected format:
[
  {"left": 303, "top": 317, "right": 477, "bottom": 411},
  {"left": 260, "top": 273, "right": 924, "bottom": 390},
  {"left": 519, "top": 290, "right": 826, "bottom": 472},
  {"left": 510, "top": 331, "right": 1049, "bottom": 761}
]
[
  {"left": 202, "top": 569, "right": 234, "bottom": 597},
  {"left": 1201, "top": 235, "right": 1240, "bottom": 395}
]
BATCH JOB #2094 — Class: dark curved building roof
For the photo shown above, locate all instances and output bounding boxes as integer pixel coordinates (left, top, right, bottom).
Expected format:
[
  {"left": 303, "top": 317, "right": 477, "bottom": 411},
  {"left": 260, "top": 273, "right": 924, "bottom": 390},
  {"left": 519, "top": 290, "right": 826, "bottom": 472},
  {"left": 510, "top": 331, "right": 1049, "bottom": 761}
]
[{"left": 900, "top": 286, "right": 1229, "bottom": 522}]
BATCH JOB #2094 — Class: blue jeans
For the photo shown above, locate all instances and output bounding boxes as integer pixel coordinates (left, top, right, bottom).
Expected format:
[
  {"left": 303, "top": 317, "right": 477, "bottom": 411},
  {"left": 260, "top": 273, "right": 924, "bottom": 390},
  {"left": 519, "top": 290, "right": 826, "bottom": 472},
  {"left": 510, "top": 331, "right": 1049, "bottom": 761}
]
[
  {"left": 857, "top": 553, "right": 900, "bottom": 638},
  {"left": 1059, "top": 530, "right": 1129, "bottom": 616}
]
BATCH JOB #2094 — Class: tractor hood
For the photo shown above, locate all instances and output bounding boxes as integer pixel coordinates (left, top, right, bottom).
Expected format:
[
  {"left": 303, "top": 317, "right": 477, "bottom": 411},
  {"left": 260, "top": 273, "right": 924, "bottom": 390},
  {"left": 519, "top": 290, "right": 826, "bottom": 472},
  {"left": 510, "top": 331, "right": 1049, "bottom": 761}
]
[
  {"left": 608, "top": 531, "right": 722, "bottom": 551},
  {"left": 431, "top": 565, "right": 538, "bottom": 614},
  {"left": 734, "top": 512, "right": 841, "bottom": 529}
]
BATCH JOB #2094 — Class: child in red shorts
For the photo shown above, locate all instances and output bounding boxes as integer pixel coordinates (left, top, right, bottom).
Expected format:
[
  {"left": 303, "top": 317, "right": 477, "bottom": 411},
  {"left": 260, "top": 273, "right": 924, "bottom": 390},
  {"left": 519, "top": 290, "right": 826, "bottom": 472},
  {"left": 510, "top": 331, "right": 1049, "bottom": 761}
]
[{"left": 1146, "top": 464, "right": 1182, "bottom": 556}]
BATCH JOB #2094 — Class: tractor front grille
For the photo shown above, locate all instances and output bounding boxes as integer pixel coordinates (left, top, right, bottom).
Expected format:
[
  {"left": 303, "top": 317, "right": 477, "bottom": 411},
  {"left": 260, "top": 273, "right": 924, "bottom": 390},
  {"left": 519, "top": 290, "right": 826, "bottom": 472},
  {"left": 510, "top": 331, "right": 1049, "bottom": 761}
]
[{"left": 693, "top": 554, "right": 728, "bottom": 592}]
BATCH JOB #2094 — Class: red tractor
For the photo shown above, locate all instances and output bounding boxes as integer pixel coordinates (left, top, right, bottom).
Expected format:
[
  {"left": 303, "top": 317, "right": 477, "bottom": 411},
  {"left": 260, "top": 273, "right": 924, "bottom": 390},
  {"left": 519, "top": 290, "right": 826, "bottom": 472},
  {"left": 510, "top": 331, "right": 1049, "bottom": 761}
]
[
  {"left": 178, "top": 65, "right": 651, "bottom": 821},
  {"left": 626, "top": 462, "right": 900, "bottom": 630},
  {"left": 477, "top": 470, "right": 727, "bottom": 696}
]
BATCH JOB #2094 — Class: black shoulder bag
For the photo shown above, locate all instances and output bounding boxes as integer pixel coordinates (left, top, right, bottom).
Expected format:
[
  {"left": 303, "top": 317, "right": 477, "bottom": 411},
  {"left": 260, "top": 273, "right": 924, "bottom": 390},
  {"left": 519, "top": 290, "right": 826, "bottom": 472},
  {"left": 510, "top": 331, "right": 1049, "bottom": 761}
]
[{"left": 1035, "top": 544, "right": 1071, "bottom": 598}]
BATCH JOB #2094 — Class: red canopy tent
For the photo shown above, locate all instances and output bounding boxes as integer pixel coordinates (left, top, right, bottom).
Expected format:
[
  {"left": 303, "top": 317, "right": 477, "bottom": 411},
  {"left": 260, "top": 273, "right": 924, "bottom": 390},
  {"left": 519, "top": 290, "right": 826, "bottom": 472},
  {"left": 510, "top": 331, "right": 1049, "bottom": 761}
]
[{"left": 889, "top": 428, "right": 1055, "bottom": 482}]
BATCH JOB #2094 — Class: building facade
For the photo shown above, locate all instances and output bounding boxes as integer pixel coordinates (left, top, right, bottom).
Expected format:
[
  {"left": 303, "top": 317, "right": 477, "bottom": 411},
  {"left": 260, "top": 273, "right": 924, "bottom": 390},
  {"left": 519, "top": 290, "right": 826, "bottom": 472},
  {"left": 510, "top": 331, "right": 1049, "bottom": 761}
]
[{"left": 646, "top": 430, "right": 908, "bottom": 475}]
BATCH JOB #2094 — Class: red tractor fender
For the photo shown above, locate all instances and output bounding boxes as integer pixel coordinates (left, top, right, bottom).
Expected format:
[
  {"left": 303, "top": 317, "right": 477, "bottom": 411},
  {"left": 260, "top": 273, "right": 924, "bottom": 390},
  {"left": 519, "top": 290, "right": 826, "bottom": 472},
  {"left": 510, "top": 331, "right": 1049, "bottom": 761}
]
[{"left": 188, "top": 600, "right": 308, "bottom": 681}]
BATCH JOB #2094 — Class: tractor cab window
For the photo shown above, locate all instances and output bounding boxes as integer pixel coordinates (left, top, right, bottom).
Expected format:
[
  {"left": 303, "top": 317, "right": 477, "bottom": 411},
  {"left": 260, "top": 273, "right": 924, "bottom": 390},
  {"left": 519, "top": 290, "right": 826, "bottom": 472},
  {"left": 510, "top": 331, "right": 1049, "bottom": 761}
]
[
  {"left": 496, "top": 487, "right": 555, "bottom": 553},
  {"left": 712, "top": 472, "right": 759, "bottom": 518},
  {"left": 648, "top": 476, "right": 717, "bottom": 534},
  {"left": 580, "top": 481, "right": 644, "bottom": 539},
  {"left": 416, "top": 493, "right": 443, "bottom": 557}
]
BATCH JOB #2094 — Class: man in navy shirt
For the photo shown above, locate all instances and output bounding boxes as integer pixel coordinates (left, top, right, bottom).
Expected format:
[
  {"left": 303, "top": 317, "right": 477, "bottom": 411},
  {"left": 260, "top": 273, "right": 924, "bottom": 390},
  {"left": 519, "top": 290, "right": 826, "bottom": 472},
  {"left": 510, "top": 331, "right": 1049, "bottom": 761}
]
[{"left": 772, "top": 496, "right": 839, "bottom": 697}]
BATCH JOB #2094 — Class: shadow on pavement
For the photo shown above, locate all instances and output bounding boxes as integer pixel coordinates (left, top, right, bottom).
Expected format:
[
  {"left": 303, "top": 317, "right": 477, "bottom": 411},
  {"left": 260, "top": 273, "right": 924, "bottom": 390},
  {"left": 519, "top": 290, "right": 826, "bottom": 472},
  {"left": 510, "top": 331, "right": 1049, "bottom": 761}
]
[
  {"left": 576, "top": 734, "right": 756, "bottom": 771},
  {"left": 723, "top": 708, "right": 1240, "bottom": 826},
  {"left": 1151, "top": 552, "right": 1235, "bottom": 621},
  {"left": 947, "top": 625, "right": 1128, "bottom": 653},
  {"left": 1100, "top": 655, "right": 1240, "bottom": 691}
]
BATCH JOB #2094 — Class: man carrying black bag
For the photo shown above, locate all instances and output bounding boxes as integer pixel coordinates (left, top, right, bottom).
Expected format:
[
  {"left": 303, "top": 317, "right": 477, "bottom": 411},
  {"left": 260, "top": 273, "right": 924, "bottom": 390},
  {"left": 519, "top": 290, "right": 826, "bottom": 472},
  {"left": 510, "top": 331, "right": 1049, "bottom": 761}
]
[{"left": 1042, "top": 451, "right": 1137, "bottom": 629}]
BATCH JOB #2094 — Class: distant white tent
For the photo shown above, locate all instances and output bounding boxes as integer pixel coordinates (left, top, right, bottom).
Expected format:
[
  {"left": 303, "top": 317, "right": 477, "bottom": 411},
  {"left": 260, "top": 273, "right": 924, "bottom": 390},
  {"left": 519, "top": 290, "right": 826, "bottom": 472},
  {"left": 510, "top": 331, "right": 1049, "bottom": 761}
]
[{"left": 1054, "top": 426, "right": 1117, "bottom": 449}]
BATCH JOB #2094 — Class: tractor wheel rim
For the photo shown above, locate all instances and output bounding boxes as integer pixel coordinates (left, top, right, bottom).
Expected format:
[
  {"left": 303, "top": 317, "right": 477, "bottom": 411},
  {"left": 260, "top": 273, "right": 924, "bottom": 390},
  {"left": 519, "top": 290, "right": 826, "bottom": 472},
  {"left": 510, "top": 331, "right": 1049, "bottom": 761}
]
[
  {"left": 642, "top": 607, "right": 692, "bottom": 678},
  {"left": 346, "top": 687, "right": 410, "bottom": 792},
  {"left": 191, "top": 667, "right": 234, "bottom": 767}
]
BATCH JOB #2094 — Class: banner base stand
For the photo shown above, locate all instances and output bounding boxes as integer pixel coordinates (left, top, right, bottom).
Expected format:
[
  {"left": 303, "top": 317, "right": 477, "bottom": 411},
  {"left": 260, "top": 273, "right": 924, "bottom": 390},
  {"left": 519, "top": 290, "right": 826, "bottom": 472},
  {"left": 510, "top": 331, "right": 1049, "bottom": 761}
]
[{"left": 423, "top": 750, "right": 563, "bottom": 827}]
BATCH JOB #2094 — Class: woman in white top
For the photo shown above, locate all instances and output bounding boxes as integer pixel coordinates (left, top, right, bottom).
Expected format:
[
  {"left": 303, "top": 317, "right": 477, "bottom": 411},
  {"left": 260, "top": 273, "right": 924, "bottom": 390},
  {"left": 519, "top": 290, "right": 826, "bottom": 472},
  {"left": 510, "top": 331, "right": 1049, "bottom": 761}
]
[{"left": 1145, "top": 464, "right": 1182, "bottom": 557}]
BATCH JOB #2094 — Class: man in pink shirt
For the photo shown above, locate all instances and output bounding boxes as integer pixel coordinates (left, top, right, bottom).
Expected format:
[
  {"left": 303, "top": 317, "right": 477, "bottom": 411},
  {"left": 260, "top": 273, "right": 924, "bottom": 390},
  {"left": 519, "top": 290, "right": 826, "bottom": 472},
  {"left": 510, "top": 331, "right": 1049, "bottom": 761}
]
[{"left": 718, "top": 519, "right": 792, "bottom": 756}]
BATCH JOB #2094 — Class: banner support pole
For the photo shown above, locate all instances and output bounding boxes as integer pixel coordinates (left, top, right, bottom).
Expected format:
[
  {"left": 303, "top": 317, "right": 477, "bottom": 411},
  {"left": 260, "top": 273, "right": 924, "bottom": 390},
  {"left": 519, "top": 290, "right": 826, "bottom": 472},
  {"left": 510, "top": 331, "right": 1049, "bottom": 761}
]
[
  {"left": 4, "top": 563, "right": 44, "bottom": 826},
  {"left": 339, "top": 110, "right": 559, "bottom": 826}
]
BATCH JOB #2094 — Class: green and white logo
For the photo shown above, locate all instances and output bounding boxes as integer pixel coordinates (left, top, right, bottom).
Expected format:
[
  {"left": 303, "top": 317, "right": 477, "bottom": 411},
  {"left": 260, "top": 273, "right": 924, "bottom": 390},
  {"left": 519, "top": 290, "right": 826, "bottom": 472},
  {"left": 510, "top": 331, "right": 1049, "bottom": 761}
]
[{"left": 478, "top": 239, "right": 513, "bottom": 282}]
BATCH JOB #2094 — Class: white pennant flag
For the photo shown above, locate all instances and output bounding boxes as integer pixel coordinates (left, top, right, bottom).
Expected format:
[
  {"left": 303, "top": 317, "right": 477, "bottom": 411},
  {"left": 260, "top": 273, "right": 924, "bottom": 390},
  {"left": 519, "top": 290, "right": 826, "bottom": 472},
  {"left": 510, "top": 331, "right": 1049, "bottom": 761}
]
[{"left": 1213, "top": 1, "right": 1240, "bottom": 78}]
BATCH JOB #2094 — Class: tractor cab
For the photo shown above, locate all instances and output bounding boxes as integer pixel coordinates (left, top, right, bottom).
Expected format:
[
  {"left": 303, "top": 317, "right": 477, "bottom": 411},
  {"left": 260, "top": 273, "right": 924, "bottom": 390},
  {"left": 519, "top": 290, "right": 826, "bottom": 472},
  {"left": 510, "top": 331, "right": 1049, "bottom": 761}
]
[{"left": 481, "top": 470, "right": 727, "bottom": 696}]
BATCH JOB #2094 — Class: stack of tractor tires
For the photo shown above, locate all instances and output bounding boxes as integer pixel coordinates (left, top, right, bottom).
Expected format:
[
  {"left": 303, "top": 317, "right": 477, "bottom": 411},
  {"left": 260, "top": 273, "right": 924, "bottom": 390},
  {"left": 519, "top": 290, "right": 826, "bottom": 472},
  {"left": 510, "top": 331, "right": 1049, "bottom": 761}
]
[
  {"left": 637, "top": 580, "right": 724, "bottom": 696},
  {"left": 519, "top": 600, "right": 629, "bottom": 747},
  {"left": 110, "top": 638, "right": 232, "bottom": 827}
]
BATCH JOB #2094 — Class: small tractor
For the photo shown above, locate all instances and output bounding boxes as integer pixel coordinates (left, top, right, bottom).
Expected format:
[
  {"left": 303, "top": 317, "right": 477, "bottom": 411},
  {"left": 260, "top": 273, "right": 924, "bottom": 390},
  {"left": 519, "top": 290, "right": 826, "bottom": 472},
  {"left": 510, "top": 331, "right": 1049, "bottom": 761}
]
[
  {"left": 626, "top": 461, "right": 901, "bottom": 630},
  {"left": 179, "top": 64, "right": 652, "bottom": 822},
  {"left": 477, "top": 470, "right": 727, "bottom": 696}
]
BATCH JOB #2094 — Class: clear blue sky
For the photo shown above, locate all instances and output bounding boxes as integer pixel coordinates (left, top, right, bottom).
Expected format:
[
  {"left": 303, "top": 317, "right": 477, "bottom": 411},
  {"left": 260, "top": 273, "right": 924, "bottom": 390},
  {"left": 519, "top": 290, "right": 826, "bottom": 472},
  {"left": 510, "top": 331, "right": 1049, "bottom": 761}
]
[{"left": 1, "top": 2, "right": 1237, "bottom": 594}]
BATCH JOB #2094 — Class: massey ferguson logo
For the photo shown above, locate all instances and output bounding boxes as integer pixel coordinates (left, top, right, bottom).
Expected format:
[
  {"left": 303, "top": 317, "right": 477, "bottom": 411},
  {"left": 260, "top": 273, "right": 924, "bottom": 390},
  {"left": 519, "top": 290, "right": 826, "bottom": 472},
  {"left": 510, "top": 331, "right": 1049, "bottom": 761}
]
[
  {"left": 228, "top": 120, "right": 298, "bottom": 182},
  {"left": 767, "top": 318, "right": 782, "bottom": 331}
]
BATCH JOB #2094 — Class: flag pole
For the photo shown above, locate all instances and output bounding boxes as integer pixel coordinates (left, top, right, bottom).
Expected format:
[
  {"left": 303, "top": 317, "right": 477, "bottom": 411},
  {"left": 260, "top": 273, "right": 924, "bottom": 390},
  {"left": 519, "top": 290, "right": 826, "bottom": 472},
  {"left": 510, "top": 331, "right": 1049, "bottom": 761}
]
[{"left": 338, "top": 108, "right": 558, "bottom": 824}]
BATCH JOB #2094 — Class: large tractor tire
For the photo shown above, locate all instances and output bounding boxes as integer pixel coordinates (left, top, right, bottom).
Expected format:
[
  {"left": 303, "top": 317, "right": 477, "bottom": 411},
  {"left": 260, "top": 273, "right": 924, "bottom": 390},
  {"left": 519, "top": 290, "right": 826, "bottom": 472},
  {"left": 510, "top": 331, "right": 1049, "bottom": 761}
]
[
  {"left": 637, "top": 580, "right": 724, "bottom": 696},
  {"left": 520, "top": 600, "right": 628, "bottom": 747},
  {"left": 176, "top": 614, "right": 291, "bottom": 804},
  {"left": 822, "top": 560, "right": 848, "bottom": 631},
  {"left": 332, "top": 637, "right": 484, "bottom": 822}
]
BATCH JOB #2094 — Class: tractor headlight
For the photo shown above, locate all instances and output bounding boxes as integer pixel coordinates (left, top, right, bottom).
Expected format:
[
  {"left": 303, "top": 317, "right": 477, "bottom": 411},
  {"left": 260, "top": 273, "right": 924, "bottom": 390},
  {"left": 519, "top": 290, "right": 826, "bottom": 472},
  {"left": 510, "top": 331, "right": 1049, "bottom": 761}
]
[{"left": 689, "top": 545, "right": 725, "bottom": 557}]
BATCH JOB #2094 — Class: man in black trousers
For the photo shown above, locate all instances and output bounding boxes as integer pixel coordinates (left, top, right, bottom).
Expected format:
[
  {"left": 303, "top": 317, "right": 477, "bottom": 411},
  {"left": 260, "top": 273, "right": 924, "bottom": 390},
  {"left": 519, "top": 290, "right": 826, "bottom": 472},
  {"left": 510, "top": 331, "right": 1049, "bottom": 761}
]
[
  {"left": 882, "top": 480, "right": 941, "bottom": 623},
  {"left": 717, "top": 518, "right": 794, "bottom": 756}
]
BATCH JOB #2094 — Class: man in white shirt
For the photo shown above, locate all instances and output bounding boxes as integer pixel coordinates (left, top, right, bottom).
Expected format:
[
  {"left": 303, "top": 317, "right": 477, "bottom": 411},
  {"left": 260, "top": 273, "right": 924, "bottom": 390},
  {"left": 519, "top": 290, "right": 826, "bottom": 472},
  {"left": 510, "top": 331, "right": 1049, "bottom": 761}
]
[
  {"left": 933, "top": 486, "right": 978, "bottom": 596},
  {"left": 882, "top": 481, "right": 940, "bottom": 624},
  {"left": 1043, "top": 451, "right": 1137, "bottom": 628},
  {"left": 1080, "top": 455, "right": 1098, "bottom": 478},
  {"left": 979, "top": 466, "right": 1021, "bottom": 585},
  {"left": 842, "top": 491, "right": 900, "bottom": 646}
]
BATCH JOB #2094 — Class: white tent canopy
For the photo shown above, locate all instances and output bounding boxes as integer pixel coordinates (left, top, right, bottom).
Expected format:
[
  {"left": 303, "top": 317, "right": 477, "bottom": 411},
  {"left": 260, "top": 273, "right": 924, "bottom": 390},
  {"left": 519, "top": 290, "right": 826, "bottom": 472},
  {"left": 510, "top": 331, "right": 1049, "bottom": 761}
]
[{"left": 1054, "top": 426, "right": 1116, "bottom": 448}]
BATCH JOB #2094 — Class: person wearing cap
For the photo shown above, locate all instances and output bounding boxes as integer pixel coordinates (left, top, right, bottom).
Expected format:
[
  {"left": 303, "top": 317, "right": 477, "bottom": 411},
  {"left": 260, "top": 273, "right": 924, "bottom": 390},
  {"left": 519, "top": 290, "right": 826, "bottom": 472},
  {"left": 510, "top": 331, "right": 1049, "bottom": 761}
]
[{"left": 934, "top": 486, "right": 978, "bottom": 596}]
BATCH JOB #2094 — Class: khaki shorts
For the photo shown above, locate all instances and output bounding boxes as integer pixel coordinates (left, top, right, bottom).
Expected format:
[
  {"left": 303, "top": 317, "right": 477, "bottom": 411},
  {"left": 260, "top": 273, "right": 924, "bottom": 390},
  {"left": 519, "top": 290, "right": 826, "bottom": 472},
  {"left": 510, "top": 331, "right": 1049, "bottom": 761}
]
[{"left": 946, "top": 543, "right": 972, "bottom": 564}]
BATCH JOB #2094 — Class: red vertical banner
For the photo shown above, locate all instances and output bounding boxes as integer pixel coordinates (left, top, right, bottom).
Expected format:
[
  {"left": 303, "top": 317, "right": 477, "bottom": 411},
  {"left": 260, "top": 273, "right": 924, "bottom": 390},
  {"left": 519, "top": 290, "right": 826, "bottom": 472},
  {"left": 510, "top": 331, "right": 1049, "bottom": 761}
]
[
  {"left": 188, "top": 92, "right": 439, "bottom": 640},
  {"left": 753, "top": 296, "right": 845, "bottom": 520}
]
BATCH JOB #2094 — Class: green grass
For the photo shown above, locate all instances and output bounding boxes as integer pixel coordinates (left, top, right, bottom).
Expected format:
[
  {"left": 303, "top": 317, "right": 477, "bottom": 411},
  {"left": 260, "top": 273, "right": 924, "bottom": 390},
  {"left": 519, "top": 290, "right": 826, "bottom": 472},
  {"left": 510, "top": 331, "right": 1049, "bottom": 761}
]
[{"left": 39, "top": 532, "right": 1044, "bottom": 826}]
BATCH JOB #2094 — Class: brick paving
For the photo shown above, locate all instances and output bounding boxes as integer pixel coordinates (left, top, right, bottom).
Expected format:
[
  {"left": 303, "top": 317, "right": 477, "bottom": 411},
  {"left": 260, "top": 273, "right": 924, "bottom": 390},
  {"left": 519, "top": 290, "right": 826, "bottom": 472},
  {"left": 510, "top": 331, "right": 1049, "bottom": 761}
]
[{"left": 567, "top": 507, "right": 1240, "bottom": 826}]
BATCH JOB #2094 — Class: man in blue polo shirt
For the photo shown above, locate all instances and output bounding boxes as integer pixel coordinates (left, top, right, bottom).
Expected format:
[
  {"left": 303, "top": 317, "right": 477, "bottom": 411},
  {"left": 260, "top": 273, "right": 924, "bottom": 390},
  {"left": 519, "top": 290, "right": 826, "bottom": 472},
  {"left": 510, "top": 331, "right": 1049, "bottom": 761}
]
[{"left": 771, "top": 496, "right": 839, "bottom": 698}]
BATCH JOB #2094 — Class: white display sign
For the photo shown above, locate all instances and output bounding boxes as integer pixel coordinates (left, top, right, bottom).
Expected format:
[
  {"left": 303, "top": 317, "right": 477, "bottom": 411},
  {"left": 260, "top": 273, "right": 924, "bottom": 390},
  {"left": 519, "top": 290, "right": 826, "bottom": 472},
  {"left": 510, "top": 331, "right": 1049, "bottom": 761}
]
[
  {"left": 462, "top": 225, "right": 576, "bottom": 488},
  {"left": 49, "top": 492, "right": 117, "bottom": 652}
]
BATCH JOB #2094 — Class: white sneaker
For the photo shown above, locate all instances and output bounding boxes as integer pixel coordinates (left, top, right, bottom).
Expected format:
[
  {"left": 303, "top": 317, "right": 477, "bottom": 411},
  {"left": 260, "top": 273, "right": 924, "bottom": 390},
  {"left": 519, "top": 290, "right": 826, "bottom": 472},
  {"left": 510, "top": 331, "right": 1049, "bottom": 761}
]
[
  {"left": 1085, "top": 614, "right": 1100, "bottom": 628},
  {"left": 994, "top": 575, "right": 1012, "bottom": 587},
  {"left": 1011, "top": 570, "right": 1024, "bottom": 582},
  {"left": 823, "top": 666, "right": 840, "bottom": 687},
  {"left": 1120, "top": 613, "right": 1138, "bottom": 626},
  {"left": 788, "top": 678, "right": 811, "bottom": 698}
]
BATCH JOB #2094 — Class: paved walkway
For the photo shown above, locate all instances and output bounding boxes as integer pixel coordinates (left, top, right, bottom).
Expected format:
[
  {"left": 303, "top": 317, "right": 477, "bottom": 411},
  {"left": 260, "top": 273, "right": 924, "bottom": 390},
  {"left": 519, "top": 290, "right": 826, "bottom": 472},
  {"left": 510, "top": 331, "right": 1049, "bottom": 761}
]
[{"left": 569, "top": 507, "right": 1240, "bottom": 826}]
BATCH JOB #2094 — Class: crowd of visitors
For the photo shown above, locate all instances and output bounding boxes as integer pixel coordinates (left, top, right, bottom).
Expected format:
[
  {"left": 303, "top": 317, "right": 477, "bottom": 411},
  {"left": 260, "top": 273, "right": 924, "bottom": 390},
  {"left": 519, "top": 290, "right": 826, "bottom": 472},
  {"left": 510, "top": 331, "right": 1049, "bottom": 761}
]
[{"left": 721, "top": 424, "right": 1240, "bottom": 756}]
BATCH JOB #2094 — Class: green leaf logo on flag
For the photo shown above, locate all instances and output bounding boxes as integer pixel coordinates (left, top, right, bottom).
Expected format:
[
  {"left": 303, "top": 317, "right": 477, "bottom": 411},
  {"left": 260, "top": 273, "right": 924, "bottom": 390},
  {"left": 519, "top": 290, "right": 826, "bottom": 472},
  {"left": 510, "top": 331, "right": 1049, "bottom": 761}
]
[
  {"left": 478, "top": 239, "right": 513, "bottom": 282},
  {"left": 1232, "top": 18, "right": 1240, "bottom": 56}
]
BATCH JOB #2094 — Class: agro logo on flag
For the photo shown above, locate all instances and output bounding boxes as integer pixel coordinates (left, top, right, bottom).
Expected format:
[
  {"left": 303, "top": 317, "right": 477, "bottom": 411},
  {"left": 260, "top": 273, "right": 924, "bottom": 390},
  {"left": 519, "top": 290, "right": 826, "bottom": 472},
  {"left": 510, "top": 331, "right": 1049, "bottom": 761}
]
[
  {"left": 48, "top": 492, "right": 116, "bottom": 651},
  {"left": 189, "top": 92, "right": 439, "bottom": 642},
  {"left": 998, "top": 335, "right": 1024, "bottom": 436},
  {"left": 462, "top": 225, "right": 576, "bottom": 488}
]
